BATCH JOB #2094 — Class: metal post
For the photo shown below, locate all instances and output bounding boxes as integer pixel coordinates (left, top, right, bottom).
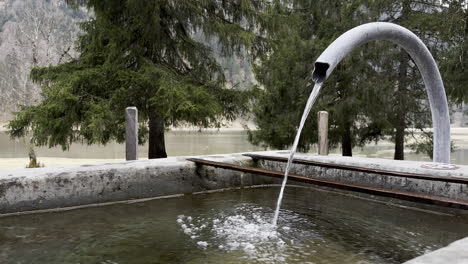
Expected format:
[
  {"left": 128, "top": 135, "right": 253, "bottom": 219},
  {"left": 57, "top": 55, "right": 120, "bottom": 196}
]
[
  {"left": 125, "top": 107, "right": 138, "bottom": 161},
  {"left": 317, "top": 111, "right": 329, "bottom": 155}
]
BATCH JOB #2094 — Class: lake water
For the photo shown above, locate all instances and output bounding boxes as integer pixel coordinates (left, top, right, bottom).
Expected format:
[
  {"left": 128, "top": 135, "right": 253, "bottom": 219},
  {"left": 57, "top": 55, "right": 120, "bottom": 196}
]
[
  {"left": 1, "top": 130, "right": 468, "bottom": 165},
  {"left": 1, "top": 186, "right": 467, "bottom": 264}
]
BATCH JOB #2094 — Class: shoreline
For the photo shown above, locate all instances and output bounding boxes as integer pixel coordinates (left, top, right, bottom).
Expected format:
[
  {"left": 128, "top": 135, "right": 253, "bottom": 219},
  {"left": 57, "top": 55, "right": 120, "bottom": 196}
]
[
  {"left": 1, "top": 123, "right": 468, "bottom": 170},
  {"left": 3, "top": 121, "right": 468, "bottom": 133},
  {"left": 0, "top": 157, "right": 126, "bottom": 170}
]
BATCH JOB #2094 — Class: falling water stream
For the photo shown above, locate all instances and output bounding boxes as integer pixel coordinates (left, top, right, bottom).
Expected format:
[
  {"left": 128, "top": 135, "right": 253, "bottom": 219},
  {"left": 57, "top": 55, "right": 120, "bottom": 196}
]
[
  {"left": 170, "top": 78, "right": 448, "bottom": 262},
  {"left": 272, "top": 82, "right": 324, "bottom": 225}
]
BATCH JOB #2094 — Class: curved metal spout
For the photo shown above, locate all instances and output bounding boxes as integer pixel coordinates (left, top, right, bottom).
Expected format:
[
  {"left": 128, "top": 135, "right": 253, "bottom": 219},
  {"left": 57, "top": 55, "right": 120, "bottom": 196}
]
[{"left": 312, "top": 22, "right": 450, "bottom": 163}]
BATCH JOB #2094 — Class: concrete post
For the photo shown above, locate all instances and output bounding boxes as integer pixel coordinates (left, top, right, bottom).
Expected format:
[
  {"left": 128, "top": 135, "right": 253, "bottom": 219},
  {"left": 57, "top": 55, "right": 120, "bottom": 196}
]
[
  {"left": 317, "top": 111, "right": 329, "bottom": 155},
  {"left": 125, "top": 107, "right": 138, "bottom": 161}
]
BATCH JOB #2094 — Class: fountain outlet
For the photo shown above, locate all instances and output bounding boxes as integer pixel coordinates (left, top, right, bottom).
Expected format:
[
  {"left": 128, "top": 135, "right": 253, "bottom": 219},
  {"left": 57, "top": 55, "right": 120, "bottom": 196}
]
[{"left": 312, "top": 22, "right": 451, "bottom": 163}]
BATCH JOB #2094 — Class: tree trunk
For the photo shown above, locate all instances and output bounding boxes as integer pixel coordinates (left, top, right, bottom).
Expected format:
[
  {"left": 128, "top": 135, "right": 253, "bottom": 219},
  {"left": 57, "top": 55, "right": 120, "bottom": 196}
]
[
  {"left": 394, "top": 52, "right": 408, "bottom": 160},
  {"left": 394, "top": 121, "right": 405, "bottom": 160},
  {"left": 394, "top": 0, "right": 411, "bottom": 160},
  {"left": 342, "top": 121, "right": 352, "bottom": 156},
  {"left": 148, "top": 107, "right": 167, "bottom": 159}
]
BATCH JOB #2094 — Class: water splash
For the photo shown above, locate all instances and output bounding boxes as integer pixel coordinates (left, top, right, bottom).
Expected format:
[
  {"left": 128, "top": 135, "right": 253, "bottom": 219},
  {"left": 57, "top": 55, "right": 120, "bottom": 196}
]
[
  {"left": 176, "top": 203, "right": 320, "bottom": 263},
  {"left": 272, "top": 82, "right": 324, "bottom": 226}
]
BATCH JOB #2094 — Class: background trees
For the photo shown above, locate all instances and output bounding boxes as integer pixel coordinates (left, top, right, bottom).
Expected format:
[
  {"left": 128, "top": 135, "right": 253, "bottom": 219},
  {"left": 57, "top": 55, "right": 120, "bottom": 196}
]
[
  {"left": 7, "top": 0, "right": 267, "bottom": 158},
  {"left": 3, "top": 0, "right": 466, "bottom": 160},
  {"left": 250, "top": 0, "right": 389, "bottom": 156},
  {"left": 440, "top": 0, "right": 467, "bottom": 105},
  {"left": 250, "top": 0, "right": 466, "bottom": 159},
  {"left": 369, "top": 0, "right": 464, "bottom": 160}
]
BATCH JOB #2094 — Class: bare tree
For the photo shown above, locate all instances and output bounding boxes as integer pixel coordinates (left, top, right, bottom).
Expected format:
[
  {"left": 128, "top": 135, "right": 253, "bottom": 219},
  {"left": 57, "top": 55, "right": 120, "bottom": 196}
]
[{"left": 0, "top": 0, "right": 88, "bottom": 121}]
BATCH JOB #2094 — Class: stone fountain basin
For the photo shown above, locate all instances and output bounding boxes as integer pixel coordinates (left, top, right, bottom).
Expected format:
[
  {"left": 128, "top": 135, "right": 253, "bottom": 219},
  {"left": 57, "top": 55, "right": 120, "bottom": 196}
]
[{"left": 0, "top": 150, "right": 467, "bottom": 263}]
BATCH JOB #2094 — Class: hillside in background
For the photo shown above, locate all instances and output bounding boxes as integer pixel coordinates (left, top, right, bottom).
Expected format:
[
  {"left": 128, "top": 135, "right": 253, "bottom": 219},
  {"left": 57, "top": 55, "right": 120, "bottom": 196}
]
[
  {"left": 0, "top": 0, "right": 88, "bottom": 121},
  {"left": 0, "top": 0, "right": 463, "bottom": 126},
  {"left": 0, "top": 0, "right": 255, "bottom": 123}
]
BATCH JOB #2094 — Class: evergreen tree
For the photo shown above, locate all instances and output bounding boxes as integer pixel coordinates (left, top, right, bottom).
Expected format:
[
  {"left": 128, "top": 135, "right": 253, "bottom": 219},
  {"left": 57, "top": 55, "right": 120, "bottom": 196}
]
[
  {"left": 250, "top": 0, "right": 462, "bottom": 159},
  {"left": 439, "top": 0, "right": 467, "bottom": 105},
  {"left": 7, "top": 0, "right": 267, "bottom": 158},
  {"left": 249, "top": 0, "right": 387, "bottom": 155},
  {"left": 373, "top": 0, "right": 463, "bottom": 160}
]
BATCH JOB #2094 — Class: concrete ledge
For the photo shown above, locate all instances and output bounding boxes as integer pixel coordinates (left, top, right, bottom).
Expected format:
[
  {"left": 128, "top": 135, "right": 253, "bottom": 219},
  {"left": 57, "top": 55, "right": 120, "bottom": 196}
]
[
  {"left": 1, "top": 151, "right": 468, "bottom": 215},
  {"left": 256, "top": 152, "right": 468, "bottom": 201},
  {"left": 259, "top": 151, "right": 468, "bottom": 178},
  {"left": 0, "top": 154, "right": 281, "bottom": 214},
  {"left": 404, "top": 237, "right": 468, "bottom": 264}
]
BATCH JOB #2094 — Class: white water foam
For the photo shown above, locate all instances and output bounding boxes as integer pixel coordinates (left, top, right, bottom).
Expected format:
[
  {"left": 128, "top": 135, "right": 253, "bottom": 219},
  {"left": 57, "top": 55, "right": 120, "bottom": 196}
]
[
  {"left": 177, "top": 208, "right": 282, "bottom": 252},
  {"left": 176, "top": 204, "right": 318, "bottom": 263},
  {"left": 272, "top": 82, "right": 323, "bottom": 225},
  {"left": 175, "top": 198, "right": 436, "bottom": 263}
]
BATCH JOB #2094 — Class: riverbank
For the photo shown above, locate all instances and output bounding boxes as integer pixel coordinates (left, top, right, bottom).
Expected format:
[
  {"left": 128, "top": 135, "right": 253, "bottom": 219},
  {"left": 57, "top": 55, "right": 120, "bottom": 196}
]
[
  {"left": 1, "top": 127, "right": 468, "bottom": 170},
  {"left": 0, "top": 157, "right": 124, "bottom": 170}
]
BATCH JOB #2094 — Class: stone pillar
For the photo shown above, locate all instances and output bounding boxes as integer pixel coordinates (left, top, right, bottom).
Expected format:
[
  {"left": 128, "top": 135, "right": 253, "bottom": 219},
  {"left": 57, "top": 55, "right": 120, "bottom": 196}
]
[
  {"left": 125, "top": 107, "right": 138, "bottom": 161},
  {"left": 317, "top": 111, "right": 329, "bottom": 155}
]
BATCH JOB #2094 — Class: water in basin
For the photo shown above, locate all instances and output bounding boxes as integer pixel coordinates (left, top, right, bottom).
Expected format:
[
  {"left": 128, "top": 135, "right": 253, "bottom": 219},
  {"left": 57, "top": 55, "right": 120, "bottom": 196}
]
[{"left": 1, "top": 186, "right": 467, "bottom": 264}]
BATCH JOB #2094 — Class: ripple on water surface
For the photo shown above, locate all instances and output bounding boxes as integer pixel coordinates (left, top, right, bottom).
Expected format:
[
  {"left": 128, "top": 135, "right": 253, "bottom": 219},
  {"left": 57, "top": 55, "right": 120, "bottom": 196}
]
[
  {"left": 1, "top": 186, "right": 468, "bottom": 264},
  {"left": 175, "top": 199, "right": 441, "bottom": 264}
]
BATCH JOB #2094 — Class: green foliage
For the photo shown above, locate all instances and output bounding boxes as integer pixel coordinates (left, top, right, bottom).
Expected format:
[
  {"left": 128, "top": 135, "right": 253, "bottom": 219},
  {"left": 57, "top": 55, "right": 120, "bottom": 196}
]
[
  {"left": 250, "top": 0, "right": 465, "bottom": 159},
  {"left": 408, "top": 131, "right": 456, "bottom": 160},
  {"left": 8, "top": 0, "right": 268, "bottom": 155},
  {"left": 438, "top": 0, "right": 467, "bottom": 105},
  {"left": 249, "top": 0, "right": 388, "bottom": 153},
  {"left": 8, "top": 0, "right": 464, "bottom": 160},
  {"left": 371, "top": 0, "right": 463, "bottom": 159}
]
